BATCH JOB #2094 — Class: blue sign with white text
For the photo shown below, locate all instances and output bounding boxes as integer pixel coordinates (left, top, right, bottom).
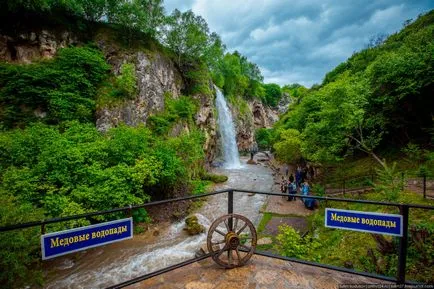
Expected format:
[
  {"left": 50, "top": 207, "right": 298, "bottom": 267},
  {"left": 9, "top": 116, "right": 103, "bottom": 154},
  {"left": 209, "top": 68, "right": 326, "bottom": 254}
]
[
  {"left": 325, "top": 208, "right": 403, "bottom": 237},
  {"left": 41, "top": 218, "right": 133, "bottom": 260}
]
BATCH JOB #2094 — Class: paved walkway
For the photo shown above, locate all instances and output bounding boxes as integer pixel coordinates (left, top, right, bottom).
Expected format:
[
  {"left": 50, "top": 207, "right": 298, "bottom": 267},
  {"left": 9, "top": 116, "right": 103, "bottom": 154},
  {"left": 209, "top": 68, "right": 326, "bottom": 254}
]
[
  {"left": 126, "top": 255, "right": 390, "bottom": 289},
  {"left": 260, "top": 157, "right": 313, "bottom": 217}
]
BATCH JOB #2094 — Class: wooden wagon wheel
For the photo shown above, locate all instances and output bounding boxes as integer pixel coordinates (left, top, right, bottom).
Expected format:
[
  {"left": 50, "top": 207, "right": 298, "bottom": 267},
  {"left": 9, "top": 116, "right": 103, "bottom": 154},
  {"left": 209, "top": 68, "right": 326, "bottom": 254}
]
[{"left": 207, "top": 214, "right": 257, "bottom": 268}]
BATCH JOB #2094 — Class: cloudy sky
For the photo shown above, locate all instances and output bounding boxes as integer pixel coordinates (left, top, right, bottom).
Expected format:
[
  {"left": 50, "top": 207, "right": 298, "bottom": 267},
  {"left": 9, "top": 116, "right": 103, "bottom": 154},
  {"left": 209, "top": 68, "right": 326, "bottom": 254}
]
[{"left": 164, "top": 0, "right": 434, "bottom": 87}]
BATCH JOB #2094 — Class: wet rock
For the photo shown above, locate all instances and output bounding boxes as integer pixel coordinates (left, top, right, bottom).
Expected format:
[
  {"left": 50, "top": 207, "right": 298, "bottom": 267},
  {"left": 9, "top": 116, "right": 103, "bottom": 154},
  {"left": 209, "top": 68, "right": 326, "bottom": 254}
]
[
  {"left": 184, "top": 215, "right": 205, "bottom": 235},
  {"left": 195, "top": 247, "right": 206, "bottom": 258}
]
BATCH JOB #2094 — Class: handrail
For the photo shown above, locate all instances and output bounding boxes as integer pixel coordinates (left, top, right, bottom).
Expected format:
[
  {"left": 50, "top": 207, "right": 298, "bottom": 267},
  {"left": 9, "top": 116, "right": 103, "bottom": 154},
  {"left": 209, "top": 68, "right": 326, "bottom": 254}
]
[
  {"left": 2, "top": 188, "right": 433, "bottom": 287},
  {"left": 1, "top": 189, "right": 433, "bottom": 232},
  {"left": 0, "top": 189, "right": 228, "bottom": 232}
]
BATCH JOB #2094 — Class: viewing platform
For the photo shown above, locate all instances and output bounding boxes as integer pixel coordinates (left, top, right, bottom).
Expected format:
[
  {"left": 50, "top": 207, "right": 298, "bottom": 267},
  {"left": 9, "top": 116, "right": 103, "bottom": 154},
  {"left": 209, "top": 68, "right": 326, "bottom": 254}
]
[{"left": 126, "top": 254, "right": 390, "bottom": 289}]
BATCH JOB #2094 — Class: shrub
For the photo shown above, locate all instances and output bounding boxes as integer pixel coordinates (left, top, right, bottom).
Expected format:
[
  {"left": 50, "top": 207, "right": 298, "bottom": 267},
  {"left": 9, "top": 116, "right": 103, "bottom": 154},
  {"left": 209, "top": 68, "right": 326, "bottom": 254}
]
[
  {"left": 255, "top": 128, "right": 273, "bottom": 150},
  {"left": 0, "top": 194, "right": 44, "bottom": 289},
  {"left": 115, "top": 63, "right": 137, "bottom": 99},
  {"left": 275, "top": 224, "right": 320, "bottom": 261},
  {"left": 0, "top": 46, "right": 110, "bottom": 127}
]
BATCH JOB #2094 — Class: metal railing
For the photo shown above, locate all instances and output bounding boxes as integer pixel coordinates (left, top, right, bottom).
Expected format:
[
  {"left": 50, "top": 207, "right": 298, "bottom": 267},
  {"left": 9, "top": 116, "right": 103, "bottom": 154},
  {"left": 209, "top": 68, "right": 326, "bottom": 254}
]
[
  {"left": 322, "top": 172, "right": 433, "bottom": 199},
  {"left": 1, "top": 189, "right": 433, "bottom": 288}
]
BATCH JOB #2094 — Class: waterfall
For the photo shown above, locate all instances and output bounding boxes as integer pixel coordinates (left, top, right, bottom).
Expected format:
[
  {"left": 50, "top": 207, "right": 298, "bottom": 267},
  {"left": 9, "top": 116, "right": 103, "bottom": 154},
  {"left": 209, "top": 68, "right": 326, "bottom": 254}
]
[{"left": 215, "top": 86, "right": 241, "bottom": 169}]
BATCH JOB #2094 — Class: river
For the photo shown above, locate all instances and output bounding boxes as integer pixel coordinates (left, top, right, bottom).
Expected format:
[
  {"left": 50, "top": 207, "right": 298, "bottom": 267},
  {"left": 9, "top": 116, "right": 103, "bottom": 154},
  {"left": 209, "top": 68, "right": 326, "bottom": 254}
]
[{"left": 43, "top": 157, "right": 275, "bottom": 289}]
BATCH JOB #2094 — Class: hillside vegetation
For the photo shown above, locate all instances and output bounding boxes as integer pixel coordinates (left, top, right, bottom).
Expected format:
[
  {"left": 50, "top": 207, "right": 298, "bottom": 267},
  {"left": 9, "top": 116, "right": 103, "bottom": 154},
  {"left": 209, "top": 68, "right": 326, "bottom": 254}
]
[
  {"left": 0, "top": 1, "right": 288, "bottom": 287},
  {"left": 265, "top": 11, "right": 434, "bottom": 172}
]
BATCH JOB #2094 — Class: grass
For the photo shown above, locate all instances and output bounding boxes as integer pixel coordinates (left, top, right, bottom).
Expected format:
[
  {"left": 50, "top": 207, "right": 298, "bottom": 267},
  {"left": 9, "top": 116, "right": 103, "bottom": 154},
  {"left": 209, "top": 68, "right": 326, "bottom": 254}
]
[
  {"left": 257, "top": 212, "right": 273, "bottom": 234},
  {"left": 302, "top": 190, "right": 434, "bottom": 280},
  {"left": 322, "top": 152, "right": 424, "bottom": 184}
]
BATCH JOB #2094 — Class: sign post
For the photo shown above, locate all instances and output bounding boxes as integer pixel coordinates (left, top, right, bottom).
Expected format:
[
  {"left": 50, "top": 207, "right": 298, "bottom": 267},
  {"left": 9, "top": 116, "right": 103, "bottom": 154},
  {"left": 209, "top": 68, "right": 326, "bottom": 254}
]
[{"left": 41, "top": 218, "right": 133, "bottom": 260}]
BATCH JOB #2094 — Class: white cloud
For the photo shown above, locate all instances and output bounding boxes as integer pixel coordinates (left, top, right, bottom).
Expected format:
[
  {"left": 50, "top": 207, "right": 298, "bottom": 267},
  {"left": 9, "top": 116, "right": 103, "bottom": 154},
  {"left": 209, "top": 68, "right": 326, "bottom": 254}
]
[{"left": 164, "top": 0, "right": 434, "bottom": 87}]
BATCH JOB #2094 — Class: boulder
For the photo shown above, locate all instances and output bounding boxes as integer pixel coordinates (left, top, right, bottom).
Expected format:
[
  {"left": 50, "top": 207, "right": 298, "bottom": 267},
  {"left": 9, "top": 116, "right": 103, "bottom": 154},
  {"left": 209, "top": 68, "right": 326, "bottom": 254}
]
[{"left": 184, "top": 215, "right": 205, "bottom": 235}]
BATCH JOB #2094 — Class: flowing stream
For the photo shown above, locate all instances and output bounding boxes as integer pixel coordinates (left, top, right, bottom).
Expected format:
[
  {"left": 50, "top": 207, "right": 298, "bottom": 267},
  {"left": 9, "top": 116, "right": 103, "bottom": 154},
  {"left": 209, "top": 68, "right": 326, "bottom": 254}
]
[
  {"left": 44, "top": 88, "right": 271, "bottom": 288},
  {"left": 44, "top": 158, "right": 275, "bottom": 289},
  {"left": 215, "top": 87, "right": 241, "bottom": 169}
]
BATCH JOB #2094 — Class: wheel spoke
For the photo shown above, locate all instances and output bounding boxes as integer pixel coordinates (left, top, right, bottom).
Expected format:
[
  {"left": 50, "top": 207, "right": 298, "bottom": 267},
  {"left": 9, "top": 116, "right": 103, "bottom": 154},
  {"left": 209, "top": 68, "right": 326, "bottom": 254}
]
[
  {"left": 233, "top": 217, "right": 239, "bottom": 231},
  {"left": 240, "top": 244, "right": 251, "bottom": 252},
  {"left": 212, "top": 239, "right": 225, "bottom": 245},
  {"left": 216, "top": 245, "right": 229, "bottom": 258},
  {"left": 214, "top": 228, "right": 226, "bottom": 236},
  {"left": 235, "top": 248, "right": 242, "bottom": 265},
  {"left": 223, "top": 219, "right": 230, "bottom": 231},
  {"left": 236, "top": 222, "right": 248, "bottom": 235},
  {"left": 228, "top": 249, "right": 233, "bottom": 265}
]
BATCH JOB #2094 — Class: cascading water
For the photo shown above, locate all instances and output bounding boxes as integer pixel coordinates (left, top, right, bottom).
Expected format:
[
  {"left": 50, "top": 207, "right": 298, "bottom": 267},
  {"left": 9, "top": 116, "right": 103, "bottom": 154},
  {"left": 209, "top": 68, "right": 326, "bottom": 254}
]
[
  {"left": 45, "top": 160, "right": 273, "bottom": 289},
  {"left": 215, "top": 86, "right": 242, "bottom": 169}
]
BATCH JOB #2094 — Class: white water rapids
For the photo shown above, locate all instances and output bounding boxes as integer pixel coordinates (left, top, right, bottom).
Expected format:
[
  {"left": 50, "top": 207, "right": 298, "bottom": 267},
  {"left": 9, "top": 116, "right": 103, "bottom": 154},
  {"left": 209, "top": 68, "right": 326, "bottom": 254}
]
[{"left": 44, "top": 159, "right": 274, "bottom": 289}]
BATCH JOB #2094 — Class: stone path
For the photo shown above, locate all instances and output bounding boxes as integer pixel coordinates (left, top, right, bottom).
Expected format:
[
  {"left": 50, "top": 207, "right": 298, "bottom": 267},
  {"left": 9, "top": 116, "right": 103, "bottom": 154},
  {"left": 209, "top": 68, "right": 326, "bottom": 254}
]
[
  {"left": 263, "top": 196, "right": 313, "bottom": 217},
  {"left": 126, "top": 255, "right": 390, "bottom": 289},
  {"left": 263, "top": 216, "right": 308, "bottom": 235},
  {"left": 257, "top": 158, "right": 314, "bottom": 236}
]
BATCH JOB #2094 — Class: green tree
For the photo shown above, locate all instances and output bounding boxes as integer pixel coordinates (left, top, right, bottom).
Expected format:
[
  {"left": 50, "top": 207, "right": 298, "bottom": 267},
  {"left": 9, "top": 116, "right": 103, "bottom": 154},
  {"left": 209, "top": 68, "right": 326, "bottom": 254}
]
[
  {"left": 162, "top": 9, "right": 224, "bottom": 69},
  {"left": 263, "top": 83, "right": 282, "bottom": 107},
  {"left": 273, "top": 129, "right": 302, "bottom": 163}
]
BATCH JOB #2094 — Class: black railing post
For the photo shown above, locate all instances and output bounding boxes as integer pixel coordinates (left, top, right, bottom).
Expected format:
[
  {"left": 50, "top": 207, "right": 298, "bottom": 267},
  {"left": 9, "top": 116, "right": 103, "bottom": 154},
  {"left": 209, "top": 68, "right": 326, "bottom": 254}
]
[
  {"left": 423, "top": 174, "right": 426, "bottom": 199},
  {"left": 41, "top": 223, "right": 46, "bottom": 235},
  {"left": 397, "top": 205, "right": 409, "bottom": 284},
  {"left": 228, "top": 190, "right": 233, "bottom": 231}
]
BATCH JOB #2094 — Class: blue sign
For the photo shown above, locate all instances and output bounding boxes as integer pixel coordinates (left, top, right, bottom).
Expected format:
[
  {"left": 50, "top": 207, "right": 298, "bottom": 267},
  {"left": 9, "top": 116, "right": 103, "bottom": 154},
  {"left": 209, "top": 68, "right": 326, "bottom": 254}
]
[
  {"left": 41, "top": 218, "right": 133, "bottom": 260},
  {"left": 325, "top": 208, "right": 403, "bottom": 237}
]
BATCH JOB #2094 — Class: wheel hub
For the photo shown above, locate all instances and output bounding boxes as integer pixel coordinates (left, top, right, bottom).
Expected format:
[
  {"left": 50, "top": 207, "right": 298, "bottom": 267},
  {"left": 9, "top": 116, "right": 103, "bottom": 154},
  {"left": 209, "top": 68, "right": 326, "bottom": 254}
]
[{"left": 226, "top": 232, "right": 240, "bottom": 249}]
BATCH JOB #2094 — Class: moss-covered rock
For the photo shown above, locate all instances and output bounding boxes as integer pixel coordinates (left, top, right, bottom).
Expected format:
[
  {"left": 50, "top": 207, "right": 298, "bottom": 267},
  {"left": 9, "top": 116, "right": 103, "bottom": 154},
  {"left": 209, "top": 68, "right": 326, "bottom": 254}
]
[{"left": 184, "top": 215, "right": 205, "bottom": 235}]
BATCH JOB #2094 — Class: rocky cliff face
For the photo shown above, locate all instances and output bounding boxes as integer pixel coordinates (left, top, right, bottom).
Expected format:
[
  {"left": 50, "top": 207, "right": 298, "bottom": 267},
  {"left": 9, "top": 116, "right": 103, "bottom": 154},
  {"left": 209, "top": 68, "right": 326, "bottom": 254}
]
[
  {"left": 0, "top": 28, "right": 219, "bottom": 162},
  {"left": 94, "top": 37, "right": 184, "bottom": 132},
  {"left": 229, "top": 100, "right": 279, "bottom": 152},
  {"left": 0, "top": 30, "right": 78, "bottom": 62},
  {"left": 0, "top": 28, "right": 278, "bottom": 162}
]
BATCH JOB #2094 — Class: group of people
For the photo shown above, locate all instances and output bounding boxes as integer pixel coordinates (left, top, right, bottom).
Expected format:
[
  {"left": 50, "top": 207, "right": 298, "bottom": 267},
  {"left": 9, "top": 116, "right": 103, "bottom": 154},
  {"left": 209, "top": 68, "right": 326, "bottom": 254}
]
[{"left": 280, "top": 167, "right": 316, "bottom": 210}]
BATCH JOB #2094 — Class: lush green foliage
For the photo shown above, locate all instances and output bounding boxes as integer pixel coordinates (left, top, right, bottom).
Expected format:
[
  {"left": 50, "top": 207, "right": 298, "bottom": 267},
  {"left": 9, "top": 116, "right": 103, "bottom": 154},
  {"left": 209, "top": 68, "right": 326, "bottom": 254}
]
[
  {"left": 0, "top": 46, "right": 110, "bottom": 128},
  {"left": 273, "top": 129, "right": 302, "bottom": 164},
  {"left": 255, "top": 128, "right": 273, "bottom": 150},
  {"left": 1, "top": 0, "right": 165, "bottom": 40},
  {"left": 275, "top": 224, "right": 321, "bottom": 261},
  {"left": 0, "top": 194, "right": 44, "bottom": 288},
  {"left": 303, "top": 191, "right": 434, "bottom": 283},
  {"left": 115, "top": 63, "right": 137, "bottom": 99},
  {"left": 262, "top": 83, "right": 282, "bottom": 107},
  {"left": 272, "top": 11, "right": 434, "bottom": 166},
  {"left": 373, "top": 162, "right": 405, "bottom": 202},
  {"left": 162, "top": 9, "right": 225, "bottom": 69},
  {"left": 147, "top": 94, "right": 199, "bottom": 135}
]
